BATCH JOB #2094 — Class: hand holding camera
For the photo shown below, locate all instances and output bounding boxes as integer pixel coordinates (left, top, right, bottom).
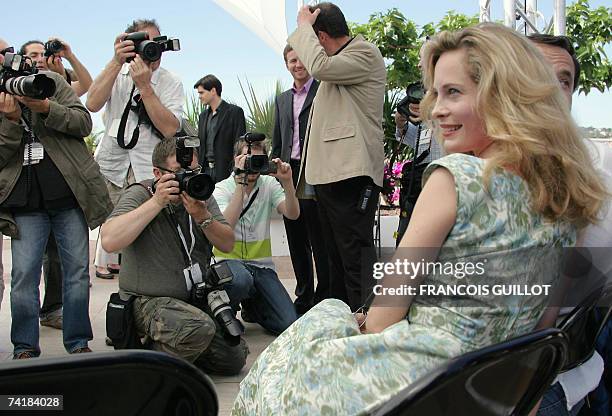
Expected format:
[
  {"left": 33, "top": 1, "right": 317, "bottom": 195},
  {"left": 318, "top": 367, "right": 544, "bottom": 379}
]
[
  {"left": 394, "top": 111, "right": 407, "bottom": 129},
  {"left": 44, "top": 38, "right": 73, "bottom": 60},
  {"left": 128, "top": 55, "right": 153, "bottom": 91},
  {"left": 15, "top": 96, "right": 50, "bottom": 114},
  {"left": 269, "top": 158, "right": 292, "bottom": 185},
  {"left": 113, "top": 33, "right": 136, "bottom": 66},
  {"left": 0, "top": 92, "right": 21, "bottom": 121},
  {"left": 181, "top": 193, "right": 211, "bottom": 224},
  {"left": 152, "top": 173, "right": 180, "bottom": 208}
]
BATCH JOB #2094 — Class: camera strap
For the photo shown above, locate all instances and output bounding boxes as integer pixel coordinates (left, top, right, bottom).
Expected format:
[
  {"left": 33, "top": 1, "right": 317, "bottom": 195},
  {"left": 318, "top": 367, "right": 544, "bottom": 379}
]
[
  {"left": 116, "top": 84, "right": 140, "bottom": 149},
  {"left": 240, "top": 188, "right": 259, "bottom": 219},
  {"left": 164, "top": 205, "right": 195, "bottom": 267}
]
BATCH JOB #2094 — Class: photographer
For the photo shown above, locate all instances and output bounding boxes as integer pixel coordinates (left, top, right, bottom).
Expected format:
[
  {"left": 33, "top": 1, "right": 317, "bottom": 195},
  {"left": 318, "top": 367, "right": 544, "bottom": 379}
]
[
  {"left": 21, "top": 38, "right": 94, "bottom": 330},
  {"left": 395, "top": 43, "right": 443, "bottom": 245},
  {"left": 0, "top": 37, "right": 10, "bottom": 311},
  {"left": 394, "top": 99, "right": 443, "bottom": 245},
  {"left": 87, "top": 18, "right": 183, "bottom": 279},
  {"left": 213, "top": 138, "right": 298, "bottom": 335},
  {"left": 0, "top": 49, "right": 112, "bottom": 358},
  {"left": 100, "top": 138, "right": 247, "bottom": 375},
  {"left": 21, "top": 38, "right": 93, "bottom": 97}
]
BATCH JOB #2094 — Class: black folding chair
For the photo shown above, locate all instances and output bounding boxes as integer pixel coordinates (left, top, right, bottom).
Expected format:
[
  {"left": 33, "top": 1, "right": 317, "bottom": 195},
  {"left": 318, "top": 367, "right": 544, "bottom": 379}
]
[
  {"left": 0, "top": 350, "right": 218, "bottom": 416},
  {"left": 373, "top": 328, "right": 568, "bottom": 416},
  {"left": 558, "top": 283, "right": 612, "bottom": 372}
]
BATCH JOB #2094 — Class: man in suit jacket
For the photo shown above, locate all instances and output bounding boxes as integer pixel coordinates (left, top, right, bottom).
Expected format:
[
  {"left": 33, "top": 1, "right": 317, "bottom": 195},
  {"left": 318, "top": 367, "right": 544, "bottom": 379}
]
[
  {"left": 288, "top": 2, "right": 386, "bottom": 311},
  {"left": 271, "top": 45, "right": 329, "bottom": 315},
  {"left": 194, "top": 75, "right": 246, "bottom": 183}
]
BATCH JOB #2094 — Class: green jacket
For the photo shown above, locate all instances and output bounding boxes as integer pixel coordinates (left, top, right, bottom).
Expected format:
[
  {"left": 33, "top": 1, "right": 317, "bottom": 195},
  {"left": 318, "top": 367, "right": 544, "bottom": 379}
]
[{"left": 0, "top": 71, "right": 112, "bottom": 238}]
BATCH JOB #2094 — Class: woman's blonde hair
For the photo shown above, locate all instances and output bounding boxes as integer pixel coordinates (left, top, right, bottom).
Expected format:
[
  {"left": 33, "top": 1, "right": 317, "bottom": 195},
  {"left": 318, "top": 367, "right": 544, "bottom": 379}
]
[{"left": 420, "top": 23, "right": 607, "bottom": 227}]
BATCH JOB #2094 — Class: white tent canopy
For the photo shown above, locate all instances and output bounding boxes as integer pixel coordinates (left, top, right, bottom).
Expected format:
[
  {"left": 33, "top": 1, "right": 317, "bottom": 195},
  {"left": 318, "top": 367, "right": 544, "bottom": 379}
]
[{"left": 212, "top": 0, "right": 289, "bottom": 57}]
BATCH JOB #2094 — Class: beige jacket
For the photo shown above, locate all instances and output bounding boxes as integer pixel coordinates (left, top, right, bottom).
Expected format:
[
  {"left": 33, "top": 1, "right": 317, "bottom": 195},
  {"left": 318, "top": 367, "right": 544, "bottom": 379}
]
[{"left": 288, "top": 26, "right": 386, "bottom": 194}]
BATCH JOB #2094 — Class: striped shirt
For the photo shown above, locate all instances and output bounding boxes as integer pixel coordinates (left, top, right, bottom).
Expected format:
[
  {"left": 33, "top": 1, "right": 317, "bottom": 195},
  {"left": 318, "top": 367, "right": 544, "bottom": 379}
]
[{"left": 212, "top": 175, "right": 285, "bottom": 270}]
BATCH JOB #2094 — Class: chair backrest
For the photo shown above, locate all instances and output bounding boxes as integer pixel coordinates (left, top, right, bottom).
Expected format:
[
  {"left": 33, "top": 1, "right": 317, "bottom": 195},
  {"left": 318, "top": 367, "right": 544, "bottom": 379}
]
[
  {"left": 0, "top": 350, "right": 218, "bottom": 416},
  {"left": 558, "top": 284, "right": 612, "bottom": 372},
  {"left": 372, "top": 328, "right": 567, "bottom": 416}
]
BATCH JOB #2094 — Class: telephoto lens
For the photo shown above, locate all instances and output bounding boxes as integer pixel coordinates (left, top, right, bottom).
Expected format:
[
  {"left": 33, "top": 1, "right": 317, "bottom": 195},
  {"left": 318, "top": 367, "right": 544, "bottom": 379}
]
[
  {"left": 136, "top": 41, "right": 163, "bottom": 62},
  {"left": 175, "top": 170, "right": 214, "bottom": 201},
  {"left": 1, "top": 74, "right": 56, "bottom": 99}
]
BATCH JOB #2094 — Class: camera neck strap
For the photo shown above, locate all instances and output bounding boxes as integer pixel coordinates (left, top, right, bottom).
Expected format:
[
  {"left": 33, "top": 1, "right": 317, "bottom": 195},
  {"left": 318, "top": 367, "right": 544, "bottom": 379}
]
[
  {"left": 19, "top": 106, "right": 37, "bottom": 144},
  {"left": 239, "top": 188, "right": 259, "bottom": 219},
  {"left": 170, "top": 208, "right": 195, "bottom": 267},
  {"left": 117, "top": 84, "right": 141, "bottom": 149}
]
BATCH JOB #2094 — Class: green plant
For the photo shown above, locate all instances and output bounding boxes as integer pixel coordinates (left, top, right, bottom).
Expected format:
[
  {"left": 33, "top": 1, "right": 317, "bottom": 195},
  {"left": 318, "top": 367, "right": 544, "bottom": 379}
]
[
  {"left": 84, "top": 130, "right": 103, "bottom": 154},
  {"left": 566, "top": 0, "right": 612, "bottom": 94},
  {"left": 184, "top": 92, "right": 206, "bottom": 133},
  {"left": 238, "top": 77, "right": 284, "bottom": 146}
]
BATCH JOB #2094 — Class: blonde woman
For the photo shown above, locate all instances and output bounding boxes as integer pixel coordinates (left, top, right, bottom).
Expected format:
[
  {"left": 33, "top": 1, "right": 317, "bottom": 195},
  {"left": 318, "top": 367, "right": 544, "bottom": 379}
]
[{"left": 231, "top": 23, "right": 607, "bottom": 415}]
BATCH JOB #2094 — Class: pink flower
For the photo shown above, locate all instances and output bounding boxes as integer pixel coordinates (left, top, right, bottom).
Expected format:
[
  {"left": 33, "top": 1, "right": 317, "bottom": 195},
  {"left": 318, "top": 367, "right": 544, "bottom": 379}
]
[{"left": 392, "top": 187, "right": 400, "bottom": 203}]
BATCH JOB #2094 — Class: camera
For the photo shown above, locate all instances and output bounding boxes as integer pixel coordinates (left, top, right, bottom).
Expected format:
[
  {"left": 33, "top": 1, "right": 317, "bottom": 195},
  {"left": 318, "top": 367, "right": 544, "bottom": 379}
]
[
  {"left": 124, "top": 32, "right": 180, "bottom": 63},
  {"left": 397, "top": 82, "right": 426, "bottom": 119},
  {"left": 44, "top": 40, "right": 64, "bottom": 57},
  {"left": 174, "top": 136, "right": 214, "bottom": 200},
  {"left": 0, "top": 53, "right": 56, "bottom": 99},
  {"left": 238, "top": 132, "right": 278, "bottom": 176},
  {"left": 193, "top": 261, "right": 244, "bottom": 339}
]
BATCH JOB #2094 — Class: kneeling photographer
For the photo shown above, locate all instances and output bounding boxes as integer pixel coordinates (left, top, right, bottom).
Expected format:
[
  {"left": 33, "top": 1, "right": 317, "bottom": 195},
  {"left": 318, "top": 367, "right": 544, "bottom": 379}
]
[
  {"left": 394, "top": 81, "right": 443, "bottom": 245},
  {"left": 100, "top": 138, "right": 248, "bottom": 376},
  {"left": 213, "top": 134, "right": 299, "bottom": 335}
]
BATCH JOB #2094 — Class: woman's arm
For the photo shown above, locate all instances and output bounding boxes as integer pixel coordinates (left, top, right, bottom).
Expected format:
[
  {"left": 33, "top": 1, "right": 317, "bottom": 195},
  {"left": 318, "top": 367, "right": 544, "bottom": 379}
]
[{"left": 364, "top": 167, "right": 457, "bottom": 333}]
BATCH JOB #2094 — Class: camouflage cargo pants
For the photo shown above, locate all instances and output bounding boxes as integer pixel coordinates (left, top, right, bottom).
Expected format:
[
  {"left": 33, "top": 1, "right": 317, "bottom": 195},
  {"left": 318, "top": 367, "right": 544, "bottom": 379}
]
[{"left": 133, "top": 296, "right": 248, "bottom": 375}]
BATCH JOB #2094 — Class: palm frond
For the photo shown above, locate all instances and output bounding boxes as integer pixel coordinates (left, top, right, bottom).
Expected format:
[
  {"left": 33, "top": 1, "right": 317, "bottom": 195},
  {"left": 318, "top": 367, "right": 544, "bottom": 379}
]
[{"left": 238, "top": 77, "right": 284, "bottom": 147}]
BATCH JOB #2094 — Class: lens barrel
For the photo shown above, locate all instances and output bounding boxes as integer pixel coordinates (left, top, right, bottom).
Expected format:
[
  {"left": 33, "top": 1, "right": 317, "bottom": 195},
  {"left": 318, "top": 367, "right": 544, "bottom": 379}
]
[
  {"left": 184, "top": 173, "right": 214, "bottom": 201},
  {"left": 1, "top": 73, "right": 56, "bottom": 99}
]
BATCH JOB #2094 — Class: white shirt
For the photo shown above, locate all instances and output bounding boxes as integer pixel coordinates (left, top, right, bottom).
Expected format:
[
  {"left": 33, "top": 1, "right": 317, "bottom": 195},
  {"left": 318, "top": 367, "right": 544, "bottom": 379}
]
[
  {"left": 555, "top": 140, "right": 612, "bottom": 411},
  {"left": 94, "top": 64, "right": 184, "bottom": 186}
]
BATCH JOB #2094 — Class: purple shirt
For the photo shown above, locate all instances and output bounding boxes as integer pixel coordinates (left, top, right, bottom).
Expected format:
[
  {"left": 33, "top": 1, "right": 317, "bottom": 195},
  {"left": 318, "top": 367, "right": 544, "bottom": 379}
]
[{"left": 290, "top": 77, "right": 314, "bottom": 160}]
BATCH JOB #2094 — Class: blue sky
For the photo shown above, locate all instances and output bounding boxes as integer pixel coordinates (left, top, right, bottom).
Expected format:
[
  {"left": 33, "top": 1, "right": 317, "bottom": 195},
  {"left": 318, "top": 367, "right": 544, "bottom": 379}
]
[{"left": 4, "top": 0, "right": 610, "bottom": 130}]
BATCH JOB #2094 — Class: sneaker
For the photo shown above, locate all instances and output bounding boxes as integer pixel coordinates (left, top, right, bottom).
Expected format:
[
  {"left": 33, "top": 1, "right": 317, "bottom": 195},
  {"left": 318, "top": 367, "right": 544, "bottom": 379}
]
[
  {"left": 240, "top": 307, "right": 256, "bottom": 323},
  {"left": 105, "top": 337, "right": 114, "bottom": 347},
  {"left": 13, "top": 351, "right": 36, "bottom": 360},
  {"left": 40, "top": 308, "right": 63, "bottom": 330},
  {"left": 70, "top": 347, "right": 92, "bottom": 354}
]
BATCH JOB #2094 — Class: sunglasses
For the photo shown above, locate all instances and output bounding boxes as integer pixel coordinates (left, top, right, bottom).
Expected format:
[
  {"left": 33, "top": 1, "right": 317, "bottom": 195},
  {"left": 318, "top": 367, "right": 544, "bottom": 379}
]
[{"left": 155, "top": 165, "right": 203, "bottom": 175}]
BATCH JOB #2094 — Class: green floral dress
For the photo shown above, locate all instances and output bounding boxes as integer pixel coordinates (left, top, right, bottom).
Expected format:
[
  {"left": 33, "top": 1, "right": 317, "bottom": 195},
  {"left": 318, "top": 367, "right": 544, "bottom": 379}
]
[{"left": 232, "top": 153, "right": 576, "bottom": 415}]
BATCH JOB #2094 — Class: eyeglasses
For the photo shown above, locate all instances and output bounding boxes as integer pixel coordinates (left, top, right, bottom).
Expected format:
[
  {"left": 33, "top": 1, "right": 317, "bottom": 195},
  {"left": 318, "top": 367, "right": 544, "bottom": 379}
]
[
  {"left": 0, "top": 46, "right": 14, "bottom": 56},
  {"left": 155, "top": 165, "right": 203, "bottom": 175}
]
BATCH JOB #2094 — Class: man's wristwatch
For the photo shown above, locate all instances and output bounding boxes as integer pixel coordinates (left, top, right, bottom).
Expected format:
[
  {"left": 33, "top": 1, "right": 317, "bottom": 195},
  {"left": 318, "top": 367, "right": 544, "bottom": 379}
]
[{"left": 198, "top": 216, "right": 215, "bottom": 230}]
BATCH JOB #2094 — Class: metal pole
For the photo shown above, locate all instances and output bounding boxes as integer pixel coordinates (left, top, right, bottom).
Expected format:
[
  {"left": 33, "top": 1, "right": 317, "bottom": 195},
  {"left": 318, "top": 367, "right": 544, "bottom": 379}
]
[
  {"left": 526, "top": 0, "right": 538, "bottom": 34},
  {"left": 554, "top": 0, "right": 566, "bottom": 35},
  {"left": 480, "top": 0, "right": 491, "bottom": 22},
  {"left": 298, "top": 0, "right": 303, "bottom": 9},
  {"left": 504, "top": 0, "right": 516, "bottom": 29}
]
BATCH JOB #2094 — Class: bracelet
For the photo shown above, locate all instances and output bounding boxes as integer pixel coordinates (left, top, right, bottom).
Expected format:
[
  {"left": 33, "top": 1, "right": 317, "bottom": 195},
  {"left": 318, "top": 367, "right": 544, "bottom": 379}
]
[{"left": 198, "top": 217, "right": 215, "bottom": 229}]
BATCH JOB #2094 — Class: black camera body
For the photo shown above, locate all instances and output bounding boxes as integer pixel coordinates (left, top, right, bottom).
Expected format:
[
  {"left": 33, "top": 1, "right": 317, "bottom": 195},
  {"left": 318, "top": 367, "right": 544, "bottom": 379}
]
[
  {"left": 397, "top": 82, "right": 426, "bottom": 119},
  {"left": 238, "top": 132, "right": 277, "bottom": 176},
  {"left": 244, "top": 154, "right": 277, "bottom": 175},
  {"left": 174, "top": 136, "right": 214, "bottom": 201},
  {"left": 0, "top": 53, "right": 56, "bottom": 99},
  {"left": 193, "top": 261, "right": 244, "bottom": 339},
  {"left": 124, "top": 32, "right": 180, "bottom": 63},
  {"left": 44, "top": 40, "right": 64, "bottom": 57}
]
